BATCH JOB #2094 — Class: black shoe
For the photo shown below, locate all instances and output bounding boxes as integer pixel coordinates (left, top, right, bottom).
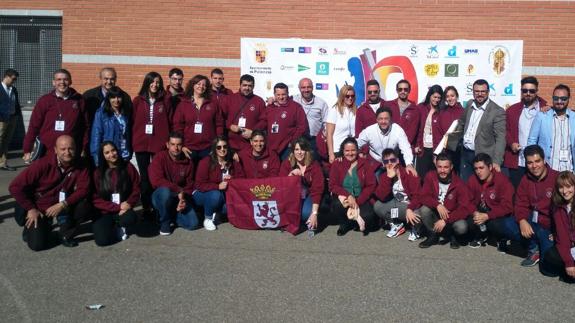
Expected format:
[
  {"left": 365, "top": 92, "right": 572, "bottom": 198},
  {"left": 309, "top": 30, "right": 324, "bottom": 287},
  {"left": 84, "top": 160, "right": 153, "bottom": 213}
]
[
  {"left": 450, "top": 236, "right": 460, "bottom": 249},
  {"left": 419, "top": 234, "right": 439, "bottom": 248},
  {"left": 337, "top": 223, "right": 353, "bottom": 236},
  {"left": 60, "top": 236, "right": 78, "bottom": 247},
  {"left": 22, "top": 230, "right": 28, "bottom": 242},
  {"left": 0, "top": 165, "right": 16, "bottom": 171}
]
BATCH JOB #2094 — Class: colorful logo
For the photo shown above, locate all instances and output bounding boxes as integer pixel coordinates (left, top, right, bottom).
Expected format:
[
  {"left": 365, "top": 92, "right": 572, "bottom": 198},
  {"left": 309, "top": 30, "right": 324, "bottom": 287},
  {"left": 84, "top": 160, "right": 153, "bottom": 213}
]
[
  {"left": 315, "top": 83, "right": 329, "bottom": 90},
  {"left": 298, "top": 47, "right": 312, "bottom": 53},
  {"left": 466, "top": 64, "right": 476, "bottom": 76},
  {"left": 447, "top": 46, "right": 457, "bottom": 57},
  {"left": 489, "top": 46, "right": 510, "bottom": 77},
  {"left": 281, "top": 48, "right": 294, "bottom": 53},
  {"left": 424, "top": 63, "right": 439, "bottom": 77},
  {"left": 445, "top": 64, "right": 459, "bottom": 77},
  {"left": 255, "top": 50, "right": 266, "bottom": 63},
  {"left": 316, "top": 62, "right": 329, "bottom": 75},
  {"left": 298, "top": 65, "right": 310, "bottom": 72}
]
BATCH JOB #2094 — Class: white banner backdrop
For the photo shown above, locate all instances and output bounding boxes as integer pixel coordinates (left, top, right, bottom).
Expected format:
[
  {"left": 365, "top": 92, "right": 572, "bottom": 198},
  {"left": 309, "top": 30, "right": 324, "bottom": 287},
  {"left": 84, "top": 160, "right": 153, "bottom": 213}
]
[{"left": 241, "top": 38, "right": 523, "bottom": 108}]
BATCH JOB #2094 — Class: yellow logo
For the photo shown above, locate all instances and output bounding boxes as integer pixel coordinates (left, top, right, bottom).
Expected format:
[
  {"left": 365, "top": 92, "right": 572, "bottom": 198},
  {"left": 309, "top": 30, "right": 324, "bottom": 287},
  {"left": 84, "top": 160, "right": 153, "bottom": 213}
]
[
  {"left": 250, "top": 184, "right": 276, "bottom": 199},
  {"left": 255, "top": 43, "right": 267, "bottom": 64},
  {"left": 424, "top": 64, "right": 439, "bottom": 77}
]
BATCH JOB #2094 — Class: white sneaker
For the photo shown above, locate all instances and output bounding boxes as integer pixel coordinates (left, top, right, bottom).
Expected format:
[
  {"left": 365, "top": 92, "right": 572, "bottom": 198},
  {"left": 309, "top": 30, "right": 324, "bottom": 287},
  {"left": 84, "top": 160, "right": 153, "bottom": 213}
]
[
  {"left": 386, "top": 223, "right": 404, "bottom": 238},
  {"left": 203, "top": 218, "right": 217, "bottom": 231},
  {"left": 116, "top": 226, "right": 128, "bottom": 241},
  {"left": 408, "top": 229, "right": 420, "bottom": 242}
]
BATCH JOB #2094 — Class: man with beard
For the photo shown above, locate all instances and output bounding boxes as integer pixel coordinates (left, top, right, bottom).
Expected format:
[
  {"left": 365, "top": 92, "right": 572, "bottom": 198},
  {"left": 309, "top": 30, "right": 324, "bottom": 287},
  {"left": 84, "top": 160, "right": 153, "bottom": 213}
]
[
  {"left": 528, "top": 84, "right": 575, "bottom": 172},
  {"left": 383, "top": 80, "right": 421, "bottom": 157},
  {"left": 355, "top": 79, "right": 385, "bottom": 136},
  {"left": 503, "top": 76, "right": 548, "bottom": 188}
]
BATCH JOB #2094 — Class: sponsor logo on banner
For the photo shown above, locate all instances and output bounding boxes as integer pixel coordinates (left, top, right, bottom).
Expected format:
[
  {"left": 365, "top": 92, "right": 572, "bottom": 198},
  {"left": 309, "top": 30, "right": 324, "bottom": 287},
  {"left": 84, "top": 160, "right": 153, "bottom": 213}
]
[
  {"left": 464, "top": 48, "right": 479, "bottom": 55},
  {"left": 281, "top": 48, "right": 294, "bottom": 53},
  {"left": 318, "top": 47, "right": 328, "bottom": 55},
  {"left": 298, "top": 65, "right": 310, "bottom": 72},
  {"left": 445, "top": 64, "right": 459, "bottom": 77},
  {"left": 316, "top": 62, "right": 330, "bottom": 75},
  {"left": 333, "top": 67, "right": 346, "bottom": 72},
  {"left": 280, "top": 65, "right": 295, "bottom": 71},
  {"left": 489, "top": 46, "right": 510, "bottom": 77},
  {"left": 249, "top": 66, "right": 272, "bottom": 75},
  {"left": 424, "top": 63, "right": 439, "bottom": 77},
  {"left": 409, "top": 45, "right": 418, "bottom": 57},
  {"left": 503, "top": 83, "right": 514, "bottom": 96},
  {"left": 446, "top": 46, "right": 458, "bottom": 58},
  {"left": 333, "top": 48, "right": 346, "bottom": 55},
  {"left": 466, "top": 64, "right": 476, "bottom": 76},
  {"left": 316, "top": 83, "right": 329, "bottom": 90},
  {"left": 298, "top": 47, "right": 312, "bottom": 53},
  {"left": 466, "top": 82, "right": 474, "bottom": 96},
  {"left": 255, "top": 43, "right": 267, "bottom": 63},
  {"left": 250, "top": 184, "right": 280, "bottom": 229},
  {"left": 427, "top": 45, "right": 439, "bottom": 58},
  {"left": 489, "top": 83, "right": 496, "bottom": 96}
]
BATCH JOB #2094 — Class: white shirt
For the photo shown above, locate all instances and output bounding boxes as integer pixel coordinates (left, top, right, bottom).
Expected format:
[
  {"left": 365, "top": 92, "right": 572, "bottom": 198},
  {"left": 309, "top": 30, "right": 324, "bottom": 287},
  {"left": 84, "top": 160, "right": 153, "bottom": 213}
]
[
  {"left": 1, "top": 81, "right": 12, "bottom": 97},
  {"left": 551, "top": 114, "right": 572, "bottom": 172},
  {"left": 438, "top": 182, "right": 450, "bottom": 204},
  {"left": 518, "top": 100, "right": 540, "bottom": 167},
  {"left": 392, "top": 177, "right": 409, "bottom": 203},
  {"left": 293, "top": 94, "right": 329, "bottom": 136},
  {"left": 357, "top": 123, "right": 414, "bottom": 165},
  {"left": 326, "top": 106, "right": 356, "bottom": 153},
  {"left": 463, "top": 99, "right": 489, "bottom": 150}
]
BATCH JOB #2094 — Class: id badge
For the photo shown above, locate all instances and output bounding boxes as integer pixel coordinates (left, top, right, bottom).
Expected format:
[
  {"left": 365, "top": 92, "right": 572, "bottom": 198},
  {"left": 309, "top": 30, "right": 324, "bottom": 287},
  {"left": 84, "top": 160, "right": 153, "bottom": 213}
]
[
  {"left": 222, "top": 169, "right": 230, "bottom": 181},
  {"left": 424, "top": 133, "right": 433, "bottom": 143},
  {"left": 194, "top": 122, "right": 203, "bottom": 134},
  {"left": 59, "top": 191, "right": 66, "bottom": 203},
  {"left": 532, "top": 210, "right": 539, "bottom": 223},
  {"left": 391, "top": 208, "right": 399, "bottom": 219},
  {"left": 238, "top": 117, "right": 247, "bottom": 128},
  {"left": 560, "top": 149, "right": 570, "bottom": 162},
  {"left": 145, "top": 124, "right": 154, "bottom": 134},
  {"left": 271, "top": 122, "right": 279, "bottom": 134},
  {"left": 55, "top": 120, "right": 65, "bottom": 131},
  {"left": 112, "top": 193, "right": 121, "bottom": 205}
]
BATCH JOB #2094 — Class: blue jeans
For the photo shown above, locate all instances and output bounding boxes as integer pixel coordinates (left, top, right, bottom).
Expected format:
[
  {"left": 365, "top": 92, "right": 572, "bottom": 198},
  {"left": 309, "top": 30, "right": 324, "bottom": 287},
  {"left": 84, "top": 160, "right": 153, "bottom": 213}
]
[
  {"left": 301, "top": 195, "right": 313, "bottom": 223},
  {"left": 193, "top": 190, "right": 225, "bottom": 220},
  {"left": 500, "top": 216, "right": 554, "bottom": 258},
  {"left": 152, "top": 187, "right": 198, "bottom": 230},
  {"left": 459, "top": 147, "right": 475, "bottom": 182}
]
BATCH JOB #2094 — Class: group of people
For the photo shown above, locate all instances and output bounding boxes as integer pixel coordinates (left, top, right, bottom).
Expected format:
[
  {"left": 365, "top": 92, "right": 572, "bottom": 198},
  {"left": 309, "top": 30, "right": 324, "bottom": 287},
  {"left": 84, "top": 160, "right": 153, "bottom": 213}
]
[{"left": 3, "top": 66, "right": 575, "bottom": 284}]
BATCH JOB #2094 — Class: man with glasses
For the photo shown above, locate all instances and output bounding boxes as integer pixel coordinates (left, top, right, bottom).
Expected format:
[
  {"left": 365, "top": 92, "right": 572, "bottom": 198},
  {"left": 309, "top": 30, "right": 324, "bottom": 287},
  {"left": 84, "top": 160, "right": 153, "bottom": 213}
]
[
  {"left": 447, "top": 79, "right": 505, "bottom": 181},
  {"left": 384, "top": 80, "right": 421, "bottom": 158},
  {"left": 0, "top": 69, "right": 22, "bottom": 171},
  {"left": 83, "top": 67, "right": 132, "bottom": 127},
  {"left": 373, "top": 148, "right": 421, "bottom": 240},
  {"left": 527, "top": 84, "right": 575, "bottom": 172},
  {"left": 355, "top": 80, "right": 385, "bottom": 136},
  {"left": 503, "top": 76, "right": 548, "bottom": 188},
  {"left": 166, "top": 68, "right": 185, "bottom": 110}
]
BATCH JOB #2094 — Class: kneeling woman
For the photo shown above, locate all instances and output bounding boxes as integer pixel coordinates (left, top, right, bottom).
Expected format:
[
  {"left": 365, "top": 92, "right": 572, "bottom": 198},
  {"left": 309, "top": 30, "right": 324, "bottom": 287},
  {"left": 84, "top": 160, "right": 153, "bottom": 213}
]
[
  {"left": 280, "top": 137, "right": 325, "bottom": 230},
  {"left": 193, "top": 137, "right": 243, "bottom": 231},
  {"left": 92, "top": 141, "right": 140, "bottom": 246},
  {"left": 329, "top": 137, "right": 377, "bottom": 236}
]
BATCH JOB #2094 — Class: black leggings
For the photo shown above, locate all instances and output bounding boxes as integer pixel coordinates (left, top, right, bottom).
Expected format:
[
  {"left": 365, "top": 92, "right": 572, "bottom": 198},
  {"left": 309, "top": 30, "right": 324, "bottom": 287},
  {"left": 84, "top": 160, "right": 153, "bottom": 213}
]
[
  {"left": 541, "top": 246, "right": 575, "bottom": 283},
  {"left": 92, "top": 209, "right": 138, "bottom": 246},
  {"left": 330, "top": 197, "right": 377, "bottom": 232},
  {"left": 135, "top": 152, "right": 154, "bottom": 210}
]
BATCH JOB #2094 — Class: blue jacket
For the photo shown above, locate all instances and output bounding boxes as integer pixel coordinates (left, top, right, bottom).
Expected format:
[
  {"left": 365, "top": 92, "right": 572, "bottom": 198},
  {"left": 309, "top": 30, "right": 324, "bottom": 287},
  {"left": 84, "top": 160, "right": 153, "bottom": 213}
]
[
  {"left": 527, "top": 109, "right": 575, "bottom": 169},
  {"left": 90, "top": 107, "right": 132, "bottom": 166}
]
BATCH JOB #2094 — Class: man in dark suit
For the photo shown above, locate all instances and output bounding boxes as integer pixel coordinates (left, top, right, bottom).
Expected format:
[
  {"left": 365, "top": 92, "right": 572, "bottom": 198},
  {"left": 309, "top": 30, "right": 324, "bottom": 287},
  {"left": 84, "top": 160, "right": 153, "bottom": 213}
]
[
  {"left": 0, "top": 68, "right": 22, "bottom": 171},
  {"left": 447, "top": 79, "right": 506, "bottom": 181},
  {"left": 83, "top": 67, "right": 132, "bottom": 128}
]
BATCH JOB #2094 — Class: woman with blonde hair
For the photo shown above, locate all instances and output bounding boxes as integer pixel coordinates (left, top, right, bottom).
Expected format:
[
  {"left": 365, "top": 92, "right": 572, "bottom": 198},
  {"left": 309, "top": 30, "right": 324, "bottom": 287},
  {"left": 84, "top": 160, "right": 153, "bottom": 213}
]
[{"left": 326, "top": 85, "right": 357, "bottom": 163}]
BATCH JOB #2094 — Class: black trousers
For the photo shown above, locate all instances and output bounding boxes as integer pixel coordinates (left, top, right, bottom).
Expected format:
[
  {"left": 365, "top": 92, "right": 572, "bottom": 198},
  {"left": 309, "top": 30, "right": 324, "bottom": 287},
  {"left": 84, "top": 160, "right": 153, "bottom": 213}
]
[
  {"left": 416, "top": 147, "right": 435, "bottom": 180},
  {"left": 541, "top": 246, "right": 575, "bottom": 283},
  {"left": 14, "top": 200, "right": 92, "bottom": 251},
  {"left": 466, "top": 215, "right": 509, "bottom": 240},
  {"left": 135, "top": 152, "right": 154, "bottom": 210},
  {"left": 330, "top": 197, "right": 377, "bottom": 232},
  {"left": 92, "top": 209, "right": 138, "bottom": 246}
]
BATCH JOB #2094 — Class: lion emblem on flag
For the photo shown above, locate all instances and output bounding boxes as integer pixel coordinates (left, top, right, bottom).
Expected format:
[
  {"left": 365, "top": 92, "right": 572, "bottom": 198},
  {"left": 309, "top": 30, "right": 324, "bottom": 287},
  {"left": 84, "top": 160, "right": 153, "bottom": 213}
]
[{"left": 253, "top": 201, "right": 280, "bottom": 228}]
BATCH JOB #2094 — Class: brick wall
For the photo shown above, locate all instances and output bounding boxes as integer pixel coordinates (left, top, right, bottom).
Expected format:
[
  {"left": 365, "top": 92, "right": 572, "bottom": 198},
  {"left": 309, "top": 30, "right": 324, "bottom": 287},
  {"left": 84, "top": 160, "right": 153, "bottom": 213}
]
[{"left": 2, "top": 0, "right": 574, "bottom": 103}]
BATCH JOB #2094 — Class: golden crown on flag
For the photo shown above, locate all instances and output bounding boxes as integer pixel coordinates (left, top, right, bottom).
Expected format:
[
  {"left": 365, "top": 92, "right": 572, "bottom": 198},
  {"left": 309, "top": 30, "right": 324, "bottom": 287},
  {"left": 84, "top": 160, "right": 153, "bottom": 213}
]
[{"left": 250, "top": 184, "right": 276, "bottom": 199}]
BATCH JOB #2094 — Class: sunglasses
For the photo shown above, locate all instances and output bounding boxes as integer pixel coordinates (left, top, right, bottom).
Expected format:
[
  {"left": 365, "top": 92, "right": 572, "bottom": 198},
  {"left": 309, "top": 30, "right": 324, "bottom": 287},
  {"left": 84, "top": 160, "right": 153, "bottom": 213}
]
[
  {"left": 521, "top": 88, "right": 537, "bottom": 94},
  {"left": 382, "top": 158, "right": 398, "bottom": 165},
  {"left": 397, "top": 88, "right": 409, "bottom": 92},
  {"left": 367, "top": 90, "right": 379, "bottom": 94},
  {"left": 345, "top": 95, "right": 355, "bottom": 99},
  {"left": 553, "top": 96, "right": 569, "bottom": 102},
  {"left": 216, "top": 145, "right": 228, "bottom": 150}
]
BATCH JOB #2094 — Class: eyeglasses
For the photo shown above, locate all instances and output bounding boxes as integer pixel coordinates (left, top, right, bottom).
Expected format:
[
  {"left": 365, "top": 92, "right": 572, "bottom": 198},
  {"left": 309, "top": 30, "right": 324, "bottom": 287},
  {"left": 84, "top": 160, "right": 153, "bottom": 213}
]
[
  {"left": 216, "top": 145, "right": 228, "bottom": 150},
  {"left": 397, "top": 88, "right": 409, "bottom": 92},
  {"left": 521, "top": 88, "right": 537, "bottom": 94},
  {"left": 553, "top": 96, "right": 569, "bottom": 102},
  {"left": 382, "top": 158, "right": 398, "bottom": 165},
  {"left": 367, "top": 90, "right": 379, "bottom": 94},
  {"left": 345, "top": 95, "right": 355, "bottom": 99}
]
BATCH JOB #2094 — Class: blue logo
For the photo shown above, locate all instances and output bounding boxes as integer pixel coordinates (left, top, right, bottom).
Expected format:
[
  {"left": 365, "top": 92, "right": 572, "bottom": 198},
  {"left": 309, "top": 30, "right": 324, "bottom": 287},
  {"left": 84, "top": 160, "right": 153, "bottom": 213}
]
[
  {"left": 504, "top": 83, "right": 513, "bottom": 96},
  {"left": 489, "top": 83, "right": 496, "bottom": 92},
  {"left": 464, "top": 48, "right": 479, "bottom": 54},
  {"left": 428, "top": 45, "right": 438, "bottom": 55},
  {"left": 281, "top": 48, "right": 294, "bottom": 53},
  {"left": 447, "top": 46, "right": 457, "bottom": 57},
  {"left": 298, "top": 47, "right": 312, "bottom": 54},
  {"left": 315, "top": 83, "right": 329, "bottom": 90},
  {"left": 316, "top": 62, "right": 329, "bottom": 75}
]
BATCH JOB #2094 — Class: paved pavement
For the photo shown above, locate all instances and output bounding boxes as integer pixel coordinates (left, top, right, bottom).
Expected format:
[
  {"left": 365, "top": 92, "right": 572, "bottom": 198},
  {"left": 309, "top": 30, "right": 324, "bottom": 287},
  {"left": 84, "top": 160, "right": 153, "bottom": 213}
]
[{"left": 0, "top": 153, "right": 573, "bottom": 323}]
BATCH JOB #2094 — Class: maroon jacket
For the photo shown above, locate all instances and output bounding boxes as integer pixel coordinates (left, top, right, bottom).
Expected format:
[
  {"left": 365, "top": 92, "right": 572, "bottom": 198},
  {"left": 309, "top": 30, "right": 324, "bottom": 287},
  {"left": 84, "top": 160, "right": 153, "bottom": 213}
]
[
  {"left": 438, "top": 103, "right": 464, "bottom": 141},
  {"left": 23, "top": 88, "right": 88, "bottom": 154},
  {"left": 194, "top": 156, "right": 244, "bottom": 192},
  {"left": 552, "top": 206, "right": 575, "bottom": 267},
  {"left": 515, "top": 165, "right": 558, "bottom": 230},
  {"left": 355, "top": 99, "right": 385, "bottom": 137},
  {"left": 503, "top": 97, "right": 548, "bottom": 169},
  {"left": 173, "top": 97, "right": 224, "bottom": 151},
  {"left": 265, "top": 100, "right": 309, "bottom": 153},
  {"left": 237, "top": 148, "right": 280, "bottom": 179},
  {"left": 329, "top": 158, "right": 376, "bottom": 206},
  {"left": 384, "top": 98, "right": 421, "bottom": 149},
  {"left": 375, "top": 166, "right": 421, "bottom": 210},
  {"left": 279, "top": 159, "right": 325, "bottom": 204},
  {"left": 467, "top": 171, "right": 514, "bottom": 219},
  {"left": 416, "top": 104, "right": 442, "bottom": 151},
  {"left": 148, "top": 150, "right": 195, "bottom": 196},
  {"left": 92, "top": 163, "right": 141, "bottom": 214},
  {"left": 221, "top": 93, "right": 267, "bottom": 151},
  {"left": 417, "top": 171, "right": 473, "bottom": 223},
  {"left": 132, "top": 92, "right": 172, "bottom": 153},
  {"left": 9, "top": 154, "right": 90, "bottom": 213}
]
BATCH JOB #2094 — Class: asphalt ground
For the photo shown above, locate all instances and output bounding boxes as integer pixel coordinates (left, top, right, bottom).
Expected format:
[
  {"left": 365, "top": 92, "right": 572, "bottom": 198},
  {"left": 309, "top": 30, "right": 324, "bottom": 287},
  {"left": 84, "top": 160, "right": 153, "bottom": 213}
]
[{"left": 0, "top": 153, "right": 574, "bottom": 323}]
